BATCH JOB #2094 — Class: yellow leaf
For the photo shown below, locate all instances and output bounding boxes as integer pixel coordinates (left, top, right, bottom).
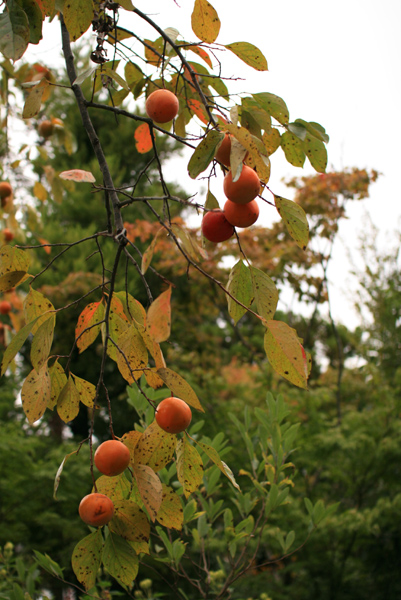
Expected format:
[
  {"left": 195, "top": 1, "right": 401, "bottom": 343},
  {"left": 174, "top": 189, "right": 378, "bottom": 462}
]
[
  {"left": 191, "top": 0, "right": 220, "bottom": 43},
  {"left": 21, "top": 364, "right": 51, "bottom": 424},
  {"left": 133, "top": 464, "right": 162, "bottom": 522}
]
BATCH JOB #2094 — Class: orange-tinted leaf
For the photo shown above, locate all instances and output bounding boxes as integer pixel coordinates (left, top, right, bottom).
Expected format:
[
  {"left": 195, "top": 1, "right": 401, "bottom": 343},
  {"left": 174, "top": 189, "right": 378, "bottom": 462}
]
[
  {"left": 188, "top": 44, "right": 212, "bottom": 68},
  {"left": 109, "top": 499, "right": 150, "bottom": 543},
  {"left": 114, "top": 291, "right": 146, "bottom": 326},
  {"left": 176, "top": 437, "right": 204, "bottom": 498},
  {"left": 147, "top": 287, "right": 172, "bottom": 343},
  {"left": 156, "top": 484, "right": 184, "bottom": 530},
  {"left": 134, "top": 420, "right": 176, "bottom": 472},
  {"left": 133, "top": 464, "right": 162, "bottom": 522},
  {"left": 187, "top": 98, "right": 209, "bottom": 124},
  {"left": 72, "top": 530, "right": 103, "bottom": 591},
  {"left": 264, "top": 320, "right": 308, "bottom": 389},
  {"left": 75, "top": 301, "right": 105, "bottom": 353},
  {"left": 37, "top": 237, "right": 51, "bottom": 254},
  {"left": 63, "top": 0, "right": 94, "bottom": 42},
  {"left": 30, "top": 314, "right": 55, "bottom": 370},
  {"left": 59, "top": 169, "right": 95, "bottom": 183},
  {"left": 157, "top": 367, "right": 204, "bottom": 412},
  {"left": 21, "top": 364, "right": 51, "bottom": 424},
  {"left": 191, "top": 0, "right": 220, "bottom": 43},
  {"left": 57, "top": 375, "right": 80, "bottom": 423},
  {"left": 134, "top": 122, "right": 153, "bottom": 154}
]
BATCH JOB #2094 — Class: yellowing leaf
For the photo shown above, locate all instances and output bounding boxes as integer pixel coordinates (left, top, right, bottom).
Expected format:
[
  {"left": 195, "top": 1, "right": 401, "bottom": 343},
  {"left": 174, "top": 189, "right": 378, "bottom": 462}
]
[
  {"left": 133, "top": 464, "right": 162, "bottom": 522},
  {"left": 141, "top": 228, "right": 164, "bottom": 275},
  {"left": 263, "top": 128, "right": 281, "bottom": 156},
  {"left": 102, "top": 532, "right": 138, "bottom": 587},
  {"left": 134, "top": 122, "right": 153, "bottom": 154},
  {"left": 116, "top": 324, "right": 148, "bottom": 384},
  {"left": 33, "top": 180, "right": 48, "bottom": 201},
  {"left": 176, "top": 437, "right": 204, "bottom": 498},
  {"left": 53, "top": 449, "right": 78, "bottom": 500},
  {"left": 71, "top": 373, "right": 96, "bottom": 407},
  {"left": 0, "top": 317, "right": 39, "bottom": 376},
  {"left": 105, "top": 296, "right": 130, "bottom": 362},
  {"left": 226, "top": 260, "right": 253, "bottom": 325},
  {"left": 253, "top": 92, "right": 289, "bottom": 125},
  {"left": 57, "top": 375, "right": 80, "bottom": 423},
  {"left": 156, "top": 484, "right": 184, "bottom": 530},
  {"left": 23, "top": 288, "right": 54, "bottom": 335},
  {"left": 63, "top": 0, "right": 94, "bottom": 42},
  {"left": 195, "top": 439, "right": 241, "bottom": 491},
  {"left": 109, "top": 499, "right": 150, "bottom": 543},
  {"left": 249, "top": 266, "right": 278, "bottom": 321},
  {"left": 264, "top": 320, "right": 309, "bottom": 389},
  {"left": 171, "top": 223, "right": 207, "bottom": 262},
  {"left": 147, "top": 287, "right": 172, "bottom": 343},
  {"left": 21, "top": 364, "right": 51, "bottom": 424},
  {"left": 156, "top": 367, "right": 204, "bottom": 412},
  {"left": 191, "top": 0, "right": 221, "bottom": 43},
  {"left": 72, "top": 530, "right": 103, "bottom": 591},
  {"left": 22, "top": 80, "right": 49, "bottom": 119},
  {"left": 95, "top": 473, "right": 131, "bottom": 503},
  {"left": 302, "top": 134, "right": 328, "bottom": 173},
  {"left": 134, "top": 420, "right": 176, "bottom": 472},
  {"left": 49, "top": 360, "right": 67, "bottom": 409},
  {"left": 75, "top": 301, "right": 105, "bottom": 353},
  {"left": 281, "top": 130, "right": 305, "bottom": 167},
  {"left": 275, "top": 196, "right": 309, "bottom": 250},
  {"left": 0, "top": 246, "right": 30, "bottom": 292},
  {"left": 225, "top": 42, "right": 268, "bottom": 71},
  {"left": 59, "top": 169, "right": 95, "bottom": 183},
  {"left": 30, "top": 314, "right": 55, "bottom": 370},
  {"left": 223, "top": 122, "right": 270, "bottom": 183}
]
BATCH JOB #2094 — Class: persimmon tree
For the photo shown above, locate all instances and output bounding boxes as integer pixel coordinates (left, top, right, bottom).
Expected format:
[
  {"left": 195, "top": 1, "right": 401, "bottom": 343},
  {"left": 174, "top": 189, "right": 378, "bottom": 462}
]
[{"left": 0, "top": 0, "right": 336, "bottom": 596}]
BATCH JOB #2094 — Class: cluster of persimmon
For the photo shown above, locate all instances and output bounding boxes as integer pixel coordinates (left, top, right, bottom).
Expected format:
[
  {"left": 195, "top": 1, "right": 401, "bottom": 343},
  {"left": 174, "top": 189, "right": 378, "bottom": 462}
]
[{"left": 79, "top": 397, "right": 192, "bottom": 527}]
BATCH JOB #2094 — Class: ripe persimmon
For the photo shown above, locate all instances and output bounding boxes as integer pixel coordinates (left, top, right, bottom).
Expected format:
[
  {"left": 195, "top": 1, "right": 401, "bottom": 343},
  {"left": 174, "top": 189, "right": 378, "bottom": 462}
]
[
  {"left": 79, "top": 493, "right": 114, "bottom": 527},
  {"left": 155, "top": 396, "right": 192, "bottom": 434},
  {"left": 0, "top": 301, "right": 12, "bottom": 315},
  {"left": 223, "top": 165, "right": 260, "bottom": 204},
  {"left": 145, "top": 89, "right": 179, "bottom": 123},
  {"left": 201, "top": 209, "right": 235, "bottom": 243},
  {"left": 38, "top": 120, "right": 54, "bottom": 138},
  {"left": 94, "top": 439, "right": 131, "bottom": 476},
  {"left": 3, "top": 228, "right": 14, "bottom": 242},
  {"left": 224, "top": 198, "right": 259, "bottom": 228},
  {"left": 215, "top": 133, "right": 232, "bottom": 167},
  {"left": 0, "top": 182, "right": 12, "bottom": 199}
]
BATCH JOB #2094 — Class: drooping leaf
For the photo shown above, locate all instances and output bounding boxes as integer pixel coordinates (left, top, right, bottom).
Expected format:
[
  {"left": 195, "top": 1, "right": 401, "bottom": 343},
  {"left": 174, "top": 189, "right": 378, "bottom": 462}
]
[
  {"left": 71, "top": 530, "right": 103, "bottom": 591},
  {"left": 115, "top": 324, "right": 148, "bottom": 384},
  {"left": 114, "top": 291, "right": 147, "bottom": 327},
  {"left": 294, "top": 119, "right": 329, "bottom": 143},
  {"left": 63, "top": 0, "right": 94, "bottom": 42},
  {"left": 102, "top": 532, "right": 138, "bottom": 586},
  {"left": 253, "top": 92, "right": 289, "bottom": 125},
  {"left": 188, "top": 44, "right": 213, "bottom": 67},
  {"left": 48, "top": 360, "right": 67, "bottom": 409},
  {"left": 59, "top": 169, "right": 95, "bottom": 182},
  {"left": 156, "top": 484, "right": 184, "bottom": 530},
  {"left": 241, "top": 97, "right": 272, "bottom": 131},
  {"left": 223, "top": 122, "right": 270, "bottom": 183},
  {"left": 18, "top": 0, "right": 43, "bottom": 43},
  {"left": 249, "top": 266, "right": 278, "bottom": 320},
  {"left": 141, "top": 227, "right": 163, "bottom": 275},
  {"left": 0, "top": 245, "right": 30, "bottom": 292},
  {"left": 281, "top": 131, "right": 305, "bottom": 167},
  {"left": 275, "top": 196, "right": 309, "bottom": 250},
  {"left": 262, "top": 128, "right": 281, "bottom": 156},
  {"left": 53, "top": 450, "right": 78, "bottom": 500},
  {"left": 264, "top": 320, "right": 309, "bottom": 389},
  {"left": 191, "top": 0, "right": 220, "bottom": 43},
  {"left": 171, "top": 223, "right": 207, "bottom": 262},
  {"left": 101, "top": 65, "right": 129, "bottom": 90},
  {"left": 109, "top": 499, "right": 150, "bottom": 544},
  {"left": 133, "top": 464, "right": 163, "bottom": 522},
  {"left": 134, "top": 122, "right": 153, "bottom": 154},
  {"left": 30, "top": 314, "right": 55, "bottom": 369},
  {"left": 57, "top": 375, "right": 81, "bottom": 423},
  {"left": 124, "top": 61, "right": 143, "bottom": 87},
  {"left": 23, "top": 288, "right": 54, "bottom": 335},
  {"left": 187, "top": 98, "right": 209, "bottom": 124},
  {"left": 147, "top": 287, "right": 172, "bottom": 343},
  {"left": 302, "top": 134, "right": 328, "bottom": 173},
  {"left": 0, "top": 317, "right": 39, "bottom": 375},
  {"left": 22, "top": 80, "right": 49, "bottom": 118},
  {"left": 71, "top": 373, "right": 96, "bottom": 407},
  {"left": 226, "top": 260, "right": 253, "bottom": 325},
  {"left": 195, "top": 439, "right": 241, "bottom": 491},
  {"left": 188, "top": 129, "right": 225, "bottom": 179},
  {"left": 21, "top": 364, "right": 51, "bottom": 424},
  {"left": 133, "top": 420, "right": 176, "bottom": 472},
  {"left": 95, "top": 473, "right": 131, "bottom": 503},
  {"left": 75, "top": 301, "right": 105, "bottom": 353},
  {"left": 105, "top": 295, "right": 130, "bottom": 362},
  {"left": 225, "top": 42, "right": 267, "bottom": 71},
  {"left": 176, "top": 436, "right": 204, "bottom": 498},
  {"left": 0, "top": 0, "right": 30, "bottom": 61},
  {"left": 156, "top": 367, "right": 204, "bottom": 412}
]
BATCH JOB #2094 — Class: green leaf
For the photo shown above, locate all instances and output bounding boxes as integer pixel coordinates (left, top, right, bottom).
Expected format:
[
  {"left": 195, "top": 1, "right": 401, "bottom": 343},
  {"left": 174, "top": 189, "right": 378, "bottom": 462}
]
[
  {"left": 102, "top": 532, "right": 138, "bottom": 586},
  {"left": 225, "top": 42, "right": 267, "bottom": 71},
  {"left": 249, "top": 265, "right": 278, "bottom": 321},
  {"left": 0, "top": 0, "right": 30, "bottom": 60},
  {"left": 281, "top": 131, "right": 305, "bottom": 167},
  {"left": 194, "top": 439, "right": 241, "bottom": 491},
  {"left": 241, "top": 97, "right": 272, "bottom": 131},
  {"left": 71, "top": 530, "right": 103, "bottom": 591},
  {"left": 191, "top": 0, "right": 221, "bottom": 44},
  {"left": 21, "top": 365, "right": 51, "bottom": 424},
  {"left": 63, "top": 0, "right": 94, "bottom": 42},
  {"left": 252, "top": 92, "right": 289, "bottom": 125},
  {"left": 264, "top": 320, "right": 308, "bottom": 389},
  {"left": 33, "top": 551, "right": 63, "bottom": 578},
  {"left": 18, "top": 0, "right": 43, "bottom": 43},
  {"left": 262, "top": 128, "right": 281, "bottom": 156},
  {"left": 101, "top": 65, "right": 130, "bottom": 91},
  {"left": 117, "top": 0, "right": 134, "bottom": 10},
  {"left": 204, "top": 190, "right": 219, "bottom": 210},
  {"left": 188, "top": 130, "right": 225, "bottom": 179},
  {"left": 302, "top": 134, "right": 327, "bottom": 173},
  {"left": 156, "top": 367, "right": 204, "bottom": 412},
  {"left": 53, "top": 450, "right": 78, "bottom": 500},
  {"left": 176, "top": 437, "right": 204, "bottom": 498},
  {"left": 0, "top": 317, "right": 39, "bottom": 375},
  {"left": 226, "top": 260, "right": 253, "bottom": 324},
  {"left": 294, "top": 118, "right": 329, "bottom": 143},
  {"left": 275, "top": 196, "right": 309, "bottom": 250}
]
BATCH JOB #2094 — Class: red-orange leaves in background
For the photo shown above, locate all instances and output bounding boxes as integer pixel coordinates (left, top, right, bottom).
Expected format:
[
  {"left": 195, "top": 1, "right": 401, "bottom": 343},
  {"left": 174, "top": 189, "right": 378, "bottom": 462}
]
[
  {"left": 75, "top": 301, "right": 105, "bottom": 353},
  {"left": 147, "top": 287, "right": 172, "bottom": 343},
  {"left": 135, "top": 123, "right": 153, "bottom": 154},
  {"left": 264, "top": 320, "right": 309, "bottom": 389}
]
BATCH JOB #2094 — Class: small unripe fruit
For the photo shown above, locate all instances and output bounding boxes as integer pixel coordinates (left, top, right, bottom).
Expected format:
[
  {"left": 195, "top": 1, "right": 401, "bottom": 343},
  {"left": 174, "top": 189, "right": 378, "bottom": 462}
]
[
  {"left": 0, "top": 301, "right": 12, "bottom": 315},
  {"left": 38, "top": 120, "right": 54, "bottom": 138},
  {"left": 94, "top": 439, "right": 131, "bottom": 476},
  {"left": 0, "top": 182, "right": 12, "bottom": 199},
  {"left": 223, "top": 165, "right": 260, "bottom": 204},
  {"left": 215, "top": 134, "right": 232, "bottom": 167},
  {"left": 3, "top": 228, "right": 14, "bottom": 242},
  {"left": 156, "top": 396, "right": 192, "bottom": 434},
  {"left": 145, "top": 89, "right": 179, "bottom": 123},
  {"left": 201, "top": 209, "right": 235, "bottom": 243},
  {"left": 224, "top": 198, "right": 259, "bottom": 228},
  {"left": 79, "top": 493, "right": 114, "bottom": 527}
]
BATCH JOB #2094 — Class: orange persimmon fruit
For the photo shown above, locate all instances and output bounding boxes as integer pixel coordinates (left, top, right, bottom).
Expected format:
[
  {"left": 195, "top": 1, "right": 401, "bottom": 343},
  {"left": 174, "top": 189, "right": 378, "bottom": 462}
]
[
  {"left": 145, "top": 89, "right": 179, "bottom": 123},
  {"left": 224, "top": 198, "right": 259, "bottom": 228},
  {"left": 0, "top": 182, "right": 12, "bottom": 199},
  {"left": 155, "top": 396, "right": 192, "bottom": 434},
  {"left": 3, "top": 228, "right": 14, "bottom": 242},
  {"left": 38, "top": 120, "right": 54, "bottom": 138},
  {"left": 201, "top": 209, "right": 235, "bottom": 243},
  {"left": 0, "top": 301, "right": 12, "bottom": 315},
  {"left": 223, "top": 165, "right": 260, "bottom": 205},
  {"left": 215, "top": 133, "right": 232, "bottom": 167},
  {"left": 94, "top": 439, "right": 131, "bottom": 476},
  {"left": 79, "top": 493, "right": 114, "bottom": 527}
]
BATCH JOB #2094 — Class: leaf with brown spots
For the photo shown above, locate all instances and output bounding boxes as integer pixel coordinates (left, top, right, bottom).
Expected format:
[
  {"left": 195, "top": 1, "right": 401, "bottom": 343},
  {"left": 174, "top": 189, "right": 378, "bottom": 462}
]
[
  {"left": 275, "top": 196, "right": 309, "bottom": 250},
  {"left": 75, "top": 301, "right": 105, "bottom": 353},
  {"left": 22, "top": 80, "right": 49, "bottom": 119},
  {"left": 264, "top": 320, "right": 309, "bottom": 389},
  {"left": 222, "top": 122, "right": 270, "bottom": 183},
  {"left": 147, "top": 286, "right": 172, "bottom": 343},
  {"left": 156, "top": 368, "right": 204, "bottom": 412},
  {"left": 121, "top": 430, "right": 142, "bottom": 468},
  {"left": 0, "top": 246, "right": 30, "bottom": 293},
  {"left": 48, "top": 360, "right": 67, "bottom": 409},
  {"left": 225, "top": 42, "right": 268, "bottom": 71},
  {"left": 63, "top": 0, "right": 94, "bottom": 42},
  {"left": 104, "top": 295, "right": 130, "bottom": 362},
  {"left": 109, "top": 499, "right": 150, "bottom": 543},
  {"left": 281, "top": 131, "right": 306, "bottom": 167},
  {"left": 133, "top": 464, "right": 162, "bottom": 522},
  {"left": 176, "top": 436, "right": 204, "bottom": 498},
  {"left": 156, "top": 484, "right": 184, "bottom": 530},
  {"left": 95, "top": 474, "right": 131, "bottom": 503},
  {"left": 302, "top": 134, "right": 328, "bottom": 173},
  {"left": 252, "top": 92, "right": 289, "bottom": 125},
  {"left": 31, "top": 315, "right": 55, "bottom": 370},
  {"left": 134, "top": 122, "right": 152, "bottom": 154},
  {"left": 21, "top": 364, "right": 51, "bottom": 424},
  {"left": 72, "top": 529, "right": 103, "bottom": 591},
  {"left": 114, "top": 291, "right": 147, "bottom": 326},
  {"left": 134, "top": 420, "right": 176, "bottom": 472},
  {"left": 23, "top": 288, "right": 54, "bottom": 335},
  {"left": 191, "top": 0, "right": 221, "bottom": 43},
  {"left": 57, "top": 375, "right": 80, "bottom": 423},
  {"left": 102, "top": 532, "right": 139, "bottom": 586},
  {"left": 71, "top": 373, "right": 96, "bottom": 407},
  {"left": 115, "top": 324, "right": 148, "bottom": 384},
  {"left": 226, "top": 259, "right": 253, "bottom": 325},
  {"left": 249, "top": 266, "right": 278, "bottom": 321}
]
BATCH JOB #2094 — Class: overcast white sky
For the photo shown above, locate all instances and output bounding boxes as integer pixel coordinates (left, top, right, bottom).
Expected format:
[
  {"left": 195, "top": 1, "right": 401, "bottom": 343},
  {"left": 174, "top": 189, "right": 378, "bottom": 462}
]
[{"left": 25, "top": 0, "right": 401, "bottom": 328}]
